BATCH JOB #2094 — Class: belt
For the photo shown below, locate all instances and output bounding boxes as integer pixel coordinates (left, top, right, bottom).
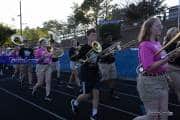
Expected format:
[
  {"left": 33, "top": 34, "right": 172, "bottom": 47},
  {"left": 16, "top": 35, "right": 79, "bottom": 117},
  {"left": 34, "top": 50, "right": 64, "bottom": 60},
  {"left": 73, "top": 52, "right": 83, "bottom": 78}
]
[{"left": 142, "top": 72, "right": 166, "bottom": 76}]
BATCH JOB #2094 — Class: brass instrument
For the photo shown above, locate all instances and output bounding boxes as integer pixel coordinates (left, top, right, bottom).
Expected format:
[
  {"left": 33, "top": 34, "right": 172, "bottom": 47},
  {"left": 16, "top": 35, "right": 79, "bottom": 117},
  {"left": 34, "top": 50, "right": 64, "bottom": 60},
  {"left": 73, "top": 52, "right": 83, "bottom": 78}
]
[
  {"left": 79, "top": 41, "right": 102, "bottom": 63},
  {"left": 154, "top": 31, "right": 180, "bottom": 62},
  {"left": 47, "top": 46, "right": 53, "bottom": 52},
  {"left": 52, "top": 47, "right": 64, "bottom": 58},
  {"left": 48, "top": 31, "right": 62, "bottom": 43},
  {"left": 78, "top": 40, "right": 136, "bottom": 63},
  {"left": 155, "top": 32, "right": 180, "bottom": 56},
  {"left": 166, "top": 46, "right": 180, "bottom": 62},
  {"left": 99, "top": 39, "right": 137, "bottom": 57},
  {"left": 11, "top": 34, "right": 24, "bottom": 46},
  {"left": 48, "top": 31, "right": 64, "bottom": 57}
]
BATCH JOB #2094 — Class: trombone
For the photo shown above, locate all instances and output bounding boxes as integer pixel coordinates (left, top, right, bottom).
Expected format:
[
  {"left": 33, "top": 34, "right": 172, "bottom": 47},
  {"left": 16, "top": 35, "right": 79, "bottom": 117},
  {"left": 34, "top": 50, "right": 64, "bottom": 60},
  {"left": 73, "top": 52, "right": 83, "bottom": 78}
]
[
  {"left": 99, "top": 39, "right": 137, "bottom": 57},
  {"left": 155, "top": 32, "right": 180, "bottom": 56},
  {"left": 155, "top": 32, "right": 180, "bottom": 61}
]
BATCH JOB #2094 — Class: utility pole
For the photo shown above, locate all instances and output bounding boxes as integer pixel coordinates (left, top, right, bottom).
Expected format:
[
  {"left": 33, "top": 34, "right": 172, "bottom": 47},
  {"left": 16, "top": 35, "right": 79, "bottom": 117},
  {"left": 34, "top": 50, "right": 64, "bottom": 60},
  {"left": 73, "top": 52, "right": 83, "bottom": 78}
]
[
  {"left": 178, "top": 0, "right": 180, "bottom": 30},
  {"left": 19, "top": 0, "right": 23, "bottom": 36}
]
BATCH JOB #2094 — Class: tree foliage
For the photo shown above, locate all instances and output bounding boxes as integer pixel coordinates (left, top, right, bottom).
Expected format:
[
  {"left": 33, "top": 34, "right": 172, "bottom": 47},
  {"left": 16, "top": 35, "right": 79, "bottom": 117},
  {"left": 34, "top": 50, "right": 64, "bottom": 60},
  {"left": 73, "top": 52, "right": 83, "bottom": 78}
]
[
  {"left": 43, "top": 20, "right": 63, "bottom": 31},
  {"left": 0, "top": 24, "right": 16, "bottom": 45},
  {"left": 74, "top": 0, "right": 115, "bottom": 27},
  {"left": 125, "top": 0, "right": 167, "bottom": 22},
  {"left": 111, "top": 0, "right": 167, "bottom": 23},
  {"left": 22, "top": 27, "right": 48, "bottom": 42}
]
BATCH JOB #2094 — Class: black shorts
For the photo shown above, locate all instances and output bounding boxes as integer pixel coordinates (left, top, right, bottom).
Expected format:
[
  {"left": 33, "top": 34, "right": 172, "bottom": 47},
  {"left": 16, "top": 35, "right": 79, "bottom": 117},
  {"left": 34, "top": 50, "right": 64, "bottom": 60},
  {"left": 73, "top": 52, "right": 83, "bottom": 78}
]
[
  {"left": 80, "top": 81, "right": 100, "bottom": 94},
  {"left": 80, "top": 63, "right": 100, "bottom": 82}
]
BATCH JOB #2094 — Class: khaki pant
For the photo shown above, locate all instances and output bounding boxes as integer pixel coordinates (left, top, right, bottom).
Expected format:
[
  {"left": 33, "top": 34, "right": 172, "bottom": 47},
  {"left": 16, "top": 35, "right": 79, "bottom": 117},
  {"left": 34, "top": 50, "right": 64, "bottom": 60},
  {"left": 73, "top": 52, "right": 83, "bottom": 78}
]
[
  {"left": 98, "top": 62, "right": 117, "bottom": 82},
  {"left": 168, "top": 64, "right": 180, "bottom": 101},
  {"left": 36, "top": 64, "right": 52, "bottom": 75},
  {"left": 137, "top": 73, "right": 169, "bottom": 102}
]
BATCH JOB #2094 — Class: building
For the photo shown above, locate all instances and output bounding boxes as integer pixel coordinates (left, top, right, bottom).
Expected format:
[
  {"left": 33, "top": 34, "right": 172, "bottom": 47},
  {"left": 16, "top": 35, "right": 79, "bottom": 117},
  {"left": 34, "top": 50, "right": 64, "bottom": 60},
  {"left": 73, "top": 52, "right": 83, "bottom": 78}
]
[{"left": 168, "top": 5, "right": 180, "bottom": 20}]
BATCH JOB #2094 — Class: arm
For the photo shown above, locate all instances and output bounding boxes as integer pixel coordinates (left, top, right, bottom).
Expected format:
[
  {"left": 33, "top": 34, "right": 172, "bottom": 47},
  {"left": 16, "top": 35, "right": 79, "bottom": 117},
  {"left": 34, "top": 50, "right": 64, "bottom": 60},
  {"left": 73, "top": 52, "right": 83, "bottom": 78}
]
[{"left": 140, "top": 46, "right": 168, "bottom": 72}]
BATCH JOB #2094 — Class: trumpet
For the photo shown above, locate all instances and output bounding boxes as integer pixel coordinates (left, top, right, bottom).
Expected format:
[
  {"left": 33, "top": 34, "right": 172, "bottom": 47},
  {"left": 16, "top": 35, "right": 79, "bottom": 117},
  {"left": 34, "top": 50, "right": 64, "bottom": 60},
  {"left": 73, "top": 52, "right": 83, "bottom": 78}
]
[{"left": 11, "top": 34, "right": 24, "bottom": 46}]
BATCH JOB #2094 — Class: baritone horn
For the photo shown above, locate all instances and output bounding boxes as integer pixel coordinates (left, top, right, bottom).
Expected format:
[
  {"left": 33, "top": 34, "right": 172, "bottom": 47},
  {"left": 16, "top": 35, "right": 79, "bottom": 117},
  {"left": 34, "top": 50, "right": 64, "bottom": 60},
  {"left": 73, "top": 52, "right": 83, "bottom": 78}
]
[
  {"left": 82, "top": 41, "right": 102, "bottom": 63},
  {"left": 11, "top": 34, "right": 24, "bottom": 46}
]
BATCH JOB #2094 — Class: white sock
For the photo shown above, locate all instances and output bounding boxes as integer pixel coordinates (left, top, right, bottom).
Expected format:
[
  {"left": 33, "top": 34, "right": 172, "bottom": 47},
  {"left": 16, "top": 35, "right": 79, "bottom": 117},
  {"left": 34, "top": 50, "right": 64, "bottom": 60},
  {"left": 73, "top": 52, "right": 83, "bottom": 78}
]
[
  {"left": 74, "top": 100, "right": 79, "bottom": 106},
  {"left": 92, "top": 108, "right": 97, "bottom": 116}
]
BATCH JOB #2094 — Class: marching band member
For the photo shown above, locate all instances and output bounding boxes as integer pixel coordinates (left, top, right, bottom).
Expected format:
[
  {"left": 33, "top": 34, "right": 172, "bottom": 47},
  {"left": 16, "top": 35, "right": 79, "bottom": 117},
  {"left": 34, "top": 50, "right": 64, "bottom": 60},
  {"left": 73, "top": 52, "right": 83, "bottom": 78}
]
[
  {"left": 163, "top": 27, "right": 180, "bottom": 102},
  {"left": 32, "top": 38, "right": 53, "bottom": 102},
  {"left": 11, "top": 46, "right": 21, "bottom": 79},
  {"left": 50, "top": 39, "right": 61, "bottom": 80},
  {"left": 98, "top": 33, "right": 118, "bottom": 99},
  {"left": 19, "top": 39, "right": 34, "bottom": 89},
  {"left": 70, "top": 28, "right": 100, "bottom": 120},
  {"left": 67, "top": 40, "right": 81, "bottom": 88},
  {"left": 134, "top": 17, "right": 172, "bottom": 120}
]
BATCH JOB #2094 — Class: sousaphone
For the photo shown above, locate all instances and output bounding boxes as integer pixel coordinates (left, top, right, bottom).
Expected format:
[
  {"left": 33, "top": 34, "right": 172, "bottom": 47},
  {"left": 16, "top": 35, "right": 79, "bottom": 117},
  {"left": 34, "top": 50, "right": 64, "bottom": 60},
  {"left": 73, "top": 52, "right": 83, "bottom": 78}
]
[{"left": 11, "top": 34, "right": 24, "bottom": 46}]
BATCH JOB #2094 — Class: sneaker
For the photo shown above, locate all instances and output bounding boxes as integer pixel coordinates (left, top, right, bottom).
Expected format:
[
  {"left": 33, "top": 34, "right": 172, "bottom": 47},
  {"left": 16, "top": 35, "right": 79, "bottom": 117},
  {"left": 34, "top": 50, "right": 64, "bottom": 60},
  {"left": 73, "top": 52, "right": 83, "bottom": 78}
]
[
  {"left": 32, "top": 89, "right": 36, "bottom": 96},
  {"left": 67, "top": 84, "right": 73, "bottom": 89},
  {"left": 59, "top": 81, "right": 64, "bottom": 84},
  {"left": 90, "top": 114, "right": 98, "bottom": 120},
  {"left": 44, "top": 95, "right": 53, "bottom": 102},
  {"left": 71, "top": 99, "right": 78, "bottom": 114}
]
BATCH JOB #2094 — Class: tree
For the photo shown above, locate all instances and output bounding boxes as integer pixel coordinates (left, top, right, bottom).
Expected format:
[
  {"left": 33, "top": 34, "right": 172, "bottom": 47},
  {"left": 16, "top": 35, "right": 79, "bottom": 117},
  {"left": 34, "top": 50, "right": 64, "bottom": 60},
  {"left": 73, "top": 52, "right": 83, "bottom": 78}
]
[
  {"left": 74, "top": 0, "right": 116, "bottom": 27},
  {"left": 43, "top": 20, "right": 63, "bottom": 31},
  {"left": 125, "top": 0, "right": 167, "bottom": 22},
  {"left": 0, "top": 24, "right": 16, "bottom": 45},
  {"left": 22, "top": 27, "right": 48, "bottom": 42},
  {"left": 100, "top": 0, "right": 115, "bottom": 20}
]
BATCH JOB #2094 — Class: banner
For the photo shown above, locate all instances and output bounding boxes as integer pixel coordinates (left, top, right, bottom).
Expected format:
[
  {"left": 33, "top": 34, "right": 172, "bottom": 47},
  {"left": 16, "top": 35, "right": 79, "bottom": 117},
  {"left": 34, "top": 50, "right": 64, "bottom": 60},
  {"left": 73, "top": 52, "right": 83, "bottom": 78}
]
[{"left": 0, "top": 56, "right": 38, "bottom": 64}]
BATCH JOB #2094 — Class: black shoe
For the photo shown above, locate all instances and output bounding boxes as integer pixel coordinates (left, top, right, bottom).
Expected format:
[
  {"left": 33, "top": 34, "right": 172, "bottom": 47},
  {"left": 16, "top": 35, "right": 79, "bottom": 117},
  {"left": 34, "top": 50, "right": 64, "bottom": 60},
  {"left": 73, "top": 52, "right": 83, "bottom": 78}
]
[
  {"left": 59, "top": 81, "right": 64, "bottom": 84},
  {"left": 44, "top": 95, "right": 53, "bottom": 102},
  {"left": 90, "top": 114, "right": 98, "bottom": 120},
  {"left": 29, "top": 84, "right": 33, "bottom": 90},
  {"left": 71, "top": 99, "right": 78, "bottom": 114},
  {"left": 112, "top": 95, "right": 120, "bottom": 99}
]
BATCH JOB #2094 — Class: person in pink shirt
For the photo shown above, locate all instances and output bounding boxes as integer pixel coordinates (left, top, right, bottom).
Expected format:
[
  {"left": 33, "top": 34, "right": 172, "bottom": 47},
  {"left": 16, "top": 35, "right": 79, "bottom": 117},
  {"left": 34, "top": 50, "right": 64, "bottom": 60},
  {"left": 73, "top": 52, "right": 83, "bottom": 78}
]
[
  {"left": 32, "top": 38, "right": 53, "bottom": 102},
  {"left": 133, "top": 17, "right": 174, "bottom": 120}
]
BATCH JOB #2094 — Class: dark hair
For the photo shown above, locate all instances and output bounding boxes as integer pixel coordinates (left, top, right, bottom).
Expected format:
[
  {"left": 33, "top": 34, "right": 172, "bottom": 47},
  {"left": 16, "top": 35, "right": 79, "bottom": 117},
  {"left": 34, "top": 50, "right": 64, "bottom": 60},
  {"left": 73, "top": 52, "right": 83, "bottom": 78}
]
[
  {"left": 86, "top": 28, "right": 96, "bottom": 36},
  {"left": 103, "top": 32, "right": 112, "bottom": 39}
]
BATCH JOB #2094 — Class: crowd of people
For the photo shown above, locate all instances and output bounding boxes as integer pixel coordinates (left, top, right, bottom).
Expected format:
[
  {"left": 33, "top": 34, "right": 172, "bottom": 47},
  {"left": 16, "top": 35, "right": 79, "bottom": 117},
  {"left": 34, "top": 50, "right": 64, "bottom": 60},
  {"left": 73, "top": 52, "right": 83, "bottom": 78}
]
[{"left": 0, "top": 16, "right": 180, "bottom": 120}]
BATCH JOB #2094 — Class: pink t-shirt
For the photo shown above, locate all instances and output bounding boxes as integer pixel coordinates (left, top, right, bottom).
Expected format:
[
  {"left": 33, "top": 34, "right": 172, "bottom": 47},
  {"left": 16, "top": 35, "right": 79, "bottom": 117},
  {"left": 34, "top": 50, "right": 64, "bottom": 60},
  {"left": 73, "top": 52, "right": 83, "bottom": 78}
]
[
  {"left": 139, "top": 40, "right": 168, "bottom": 73},
  {"left": 34, "top": 47, "right": 52, "bottom": 64}
]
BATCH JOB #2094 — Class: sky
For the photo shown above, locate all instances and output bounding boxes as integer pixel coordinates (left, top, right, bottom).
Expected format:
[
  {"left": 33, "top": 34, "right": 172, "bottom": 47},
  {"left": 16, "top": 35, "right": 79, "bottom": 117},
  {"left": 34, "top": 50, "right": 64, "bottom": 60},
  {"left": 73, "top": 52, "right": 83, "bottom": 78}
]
[{"left": 0, "top": 0, "right": 178, "bottom": 29}]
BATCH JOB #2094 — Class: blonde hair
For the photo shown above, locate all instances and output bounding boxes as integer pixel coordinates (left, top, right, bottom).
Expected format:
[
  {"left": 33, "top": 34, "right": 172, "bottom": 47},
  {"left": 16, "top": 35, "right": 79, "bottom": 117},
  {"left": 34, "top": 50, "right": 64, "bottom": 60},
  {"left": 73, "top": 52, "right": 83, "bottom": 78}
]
[
  {"left": 163, "top": 27, "right": 178, "bottom": 45},
  {"left": 138, "top": 17, "right": 161, "bottom": 43}
]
